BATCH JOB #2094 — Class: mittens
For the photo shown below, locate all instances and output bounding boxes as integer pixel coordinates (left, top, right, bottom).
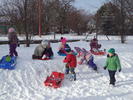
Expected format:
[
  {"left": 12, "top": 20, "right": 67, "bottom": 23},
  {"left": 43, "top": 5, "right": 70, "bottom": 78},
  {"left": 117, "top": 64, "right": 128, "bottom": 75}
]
[
  {"left": 104, "top": 66, "right": 107, "bottom": 70},
  {"left": 119, "top": 69, "right": 121, "bottom": 72}
]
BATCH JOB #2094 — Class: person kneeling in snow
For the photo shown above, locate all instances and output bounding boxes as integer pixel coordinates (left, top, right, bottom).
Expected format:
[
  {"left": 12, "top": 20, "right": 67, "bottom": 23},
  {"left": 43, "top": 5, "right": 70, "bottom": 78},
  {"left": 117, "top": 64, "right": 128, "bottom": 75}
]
[
  {"left": 78, "top": 50, "right": 97, "bottom": 71},
  {"left": 42, "top": 41, "right": 54, "bottom": 59},
  {"left": 32, "top": 40, "right": 53, "bottom": 59},
  {"left": 104, "top": 48, "right": 121, "bottom": 86},
  {"left": 63, "top": 48, "right": 77, "bottom": 81}
]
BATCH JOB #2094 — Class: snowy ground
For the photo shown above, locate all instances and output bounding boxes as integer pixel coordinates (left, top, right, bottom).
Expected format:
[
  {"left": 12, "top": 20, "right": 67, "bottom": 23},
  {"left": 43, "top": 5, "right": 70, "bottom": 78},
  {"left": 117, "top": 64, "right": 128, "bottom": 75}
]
[
  {"left": 0, "top": 38, "right": 133, "bottom": 100},
  {"left": 0, "top": 33, "right": 133, "bottom": 41}
]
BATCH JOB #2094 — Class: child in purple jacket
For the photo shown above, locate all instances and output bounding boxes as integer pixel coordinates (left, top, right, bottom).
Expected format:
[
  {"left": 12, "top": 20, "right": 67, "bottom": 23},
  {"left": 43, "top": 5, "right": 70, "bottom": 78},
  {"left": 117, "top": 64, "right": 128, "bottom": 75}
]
[{"left": 8, "top": 27, "right": 19, "bottom": 57}]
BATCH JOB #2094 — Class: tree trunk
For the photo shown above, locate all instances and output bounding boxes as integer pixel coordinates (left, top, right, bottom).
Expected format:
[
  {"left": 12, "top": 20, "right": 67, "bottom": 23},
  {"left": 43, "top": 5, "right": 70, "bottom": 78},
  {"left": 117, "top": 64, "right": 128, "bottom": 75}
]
[
  {"left": 120, "top": 0, "right": 126, "bottom": 43},
  {"left": 25, "top": 0, "right": 30, "bottom": 47}
]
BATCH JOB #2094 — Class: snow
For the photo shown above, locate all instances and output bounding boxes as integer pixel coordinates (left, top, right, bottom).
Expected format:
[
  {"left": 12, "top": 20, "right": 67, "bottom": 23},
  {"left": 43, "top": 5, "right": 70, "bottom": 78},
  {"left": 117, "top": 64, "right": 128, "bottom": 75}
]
[
  {"left": 0, "top": 34, "right": 86, "bottom": 41},
  {"left": 0, "top": 37, "right": 133, "bottom": 100},
  {"left": 0, "top": 33, "right": 133, "bottom": 41}
]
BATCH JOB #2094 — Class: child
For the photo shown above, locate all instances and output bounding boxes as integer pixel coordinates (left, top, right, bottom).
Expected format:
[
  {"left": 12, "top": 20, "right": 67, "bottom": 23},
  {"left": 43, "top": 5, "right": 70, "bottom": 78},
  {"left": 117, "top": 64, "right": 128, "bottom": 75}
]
[
  {"left": 60, "top": 37, "right": 67, "bottom": 44},
  {"left": 58, "top": 37, "right": 71, "bottom": 55},
  {"left": 63, "top": 48, "right": 77, "bottom": 81},
  {"left": 104, "top": 48, "right": 121, "bottom": 86},
  {"left": 32, "top": 40, "right": 53, "bottom": 59},
  {"left": 8, "top": 27, "right": 19, "bottom": 57},
  {"left": 90, "top": 37, "right": 101, "bottom": 52},
  {"left": 42, "top": 41, "right": 54, "bottom": 59},
  {"left": 78, "top": 49, "right": 97, "bottom": 71}
]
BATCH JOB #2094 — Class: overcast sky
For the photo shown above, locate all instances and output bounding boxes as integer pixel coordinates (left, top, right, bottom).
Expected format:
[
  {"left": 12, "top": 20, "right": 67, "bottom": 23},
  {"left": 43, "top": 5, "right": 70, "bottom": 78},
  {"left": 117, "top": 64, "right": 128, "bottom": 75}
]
[{"left": 73, "top": 0, "right": 106, "bottom": 13}]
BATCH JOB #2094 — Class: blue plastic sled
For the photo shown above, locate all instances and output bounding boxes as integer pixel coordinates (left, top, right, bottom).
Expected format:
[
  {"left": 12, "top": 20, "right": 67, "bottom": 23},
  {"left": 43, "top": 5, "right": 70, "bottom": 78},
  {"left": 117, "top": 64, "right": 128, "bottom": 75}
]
[
  {"left": 57, "top": 52, "right": 67, "bottom": 56},
  {"left": 0, "top": 56, "right": 17, "bottom": 70},
  {"left": 57, "top": 52, "right": 77, "bottom": 56}
]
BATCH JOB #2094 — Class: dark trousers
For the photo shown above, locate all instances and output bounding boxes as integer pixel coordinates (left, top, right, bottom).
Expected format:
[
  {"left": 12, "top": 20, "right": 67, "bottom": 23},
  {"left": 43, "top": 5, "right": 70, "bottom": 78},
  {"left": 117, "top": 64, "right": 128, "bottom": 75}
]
[
  {"left": 42, "top": 48, "right": 53, "bottom": 58},
  {"left": 108, "top": 70, "right": 116, "bottom": 85},
  {"left": 65, "top": 64, "right": 76, "bottom": 80},
  {"left": 9, "top": 44, "right": 18, "bottom": 57}
]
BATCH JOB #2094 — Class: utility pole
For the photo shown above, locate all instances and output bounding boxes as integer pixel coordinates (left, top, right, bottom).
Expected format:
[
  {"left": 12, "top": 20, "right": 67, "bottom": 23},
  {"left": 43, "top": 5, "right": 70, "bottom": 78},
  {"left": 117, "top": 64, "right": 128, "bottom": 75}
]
[
  {"left": 120, "top": 0, "right": 125, "bottom": 43},
  {"left": 38, "top": 0, "right": 42, "bottom": 37},
  {"left": 24, "top": 0, "right": 30, "bottom": 47}
]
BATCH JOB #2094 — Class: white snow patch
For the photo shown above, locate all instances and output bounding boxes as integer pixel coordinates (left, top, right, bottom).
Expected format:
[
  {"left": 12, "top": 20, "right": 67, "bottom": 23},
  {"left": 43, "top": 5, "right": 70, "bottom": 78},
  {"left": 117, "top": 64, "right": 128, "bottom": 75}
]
[{"left": 0, "top": 39, "right": 133, "bottom": 100}]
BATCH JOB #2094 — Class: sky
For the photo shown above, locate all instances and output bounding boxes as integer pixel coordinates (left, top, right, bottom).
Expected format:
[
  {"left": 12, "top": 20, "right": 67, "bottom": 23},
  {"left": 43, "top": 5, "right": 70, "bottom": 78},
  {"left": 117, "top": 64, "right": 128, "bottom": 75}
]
[{"left": 73, "top": 0, "right": 107, "bottom": 14}]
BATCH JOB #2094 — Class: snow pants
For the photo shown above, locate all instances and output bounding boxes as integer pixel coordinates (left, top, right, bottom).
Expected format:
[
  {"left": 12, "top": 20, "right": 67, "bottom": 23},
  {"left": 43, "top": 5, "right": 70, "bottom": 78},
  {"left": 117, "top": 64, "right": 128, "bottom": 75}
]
[
  {"left": 9, "top": 44, "right": 18, "bottom": 57},
  {"left": 108, "top": 70, "right": 116, "bottom": 85},
  {"left": 87, "top": 56, "right": 97, "bottom": 71},
  {"left": 65, "top": 64, "right": 76, "bottom": 80}
]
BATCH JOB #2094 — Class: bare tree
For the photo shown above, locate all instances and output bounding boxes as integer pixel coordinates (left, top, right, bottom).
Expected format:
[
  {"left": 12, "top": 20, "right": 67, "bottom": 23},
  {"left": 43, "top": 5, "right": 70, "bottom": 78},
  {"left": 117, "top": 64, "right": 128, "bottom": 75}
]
[
  {"left": 0, "top": 0, "right": 91, "bottom": 39},
  {"left": 111, "top": 0, "right": 133, "bottom": 43},
  {"left": 67, "top": 8, "right": 90, "bottom": 35}
]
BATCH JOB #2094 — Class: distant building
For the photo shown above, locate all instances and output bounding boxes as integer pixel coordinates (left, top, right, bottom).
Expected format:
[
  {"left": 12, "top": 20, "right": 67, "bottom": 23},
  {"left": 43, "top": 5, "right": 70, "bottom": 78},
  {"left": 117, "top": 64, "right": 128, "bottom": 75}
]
[{"left": 0, "top": 16, "right": 10, "bottom": 34}]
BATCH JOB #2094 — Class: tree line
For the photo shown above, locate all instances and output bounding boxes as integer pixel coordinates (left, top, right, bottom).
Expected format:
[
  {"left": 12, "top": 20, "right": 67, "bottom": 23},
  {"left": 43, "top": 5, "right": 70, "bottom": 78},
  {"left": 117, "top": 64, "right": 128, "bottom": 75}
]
[
  {"left": 95, "top": 0, "right": 133, "bottom": 43},
  {"left": 0, "top": 0, "right": 132, "bottom": 44},
  {"left": 0, "top": 0, "right": 90, "bottom": 35}
]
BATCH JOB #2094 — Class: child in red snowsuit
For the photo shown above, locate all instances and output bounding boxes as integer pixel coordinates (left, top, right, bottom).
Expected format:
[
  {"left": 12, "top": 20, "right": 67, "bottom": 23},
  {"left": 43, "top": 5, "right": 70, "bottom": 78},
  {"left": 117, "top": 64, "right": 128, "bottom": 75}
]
[{"left": 63, "top": 48, "right": 77, "bottom": 81}]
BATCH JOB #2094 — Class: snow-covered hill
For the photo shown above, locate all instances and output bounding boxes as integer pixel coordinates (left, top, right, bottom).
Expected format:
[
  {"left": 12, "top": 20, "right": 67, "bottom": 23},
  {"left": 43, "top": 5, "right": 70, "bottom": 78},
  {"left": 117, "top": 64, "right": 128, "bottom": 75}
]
[{"left": 0, "top": 40, "right": 133, "bottom": 100}]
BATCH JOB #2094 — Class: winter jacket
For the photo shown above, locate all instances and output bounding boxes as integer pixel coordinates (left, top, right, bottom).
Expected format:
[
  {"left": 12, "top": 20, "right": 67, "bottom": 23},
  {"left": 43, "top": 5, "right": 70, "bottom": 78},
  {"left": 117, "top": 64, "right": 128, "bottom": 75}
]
[
  {"left": 105, "top": 54, "right": 121, "bottom": 71},
  {"left": 42, "top": 47, "right": 54, "bottom": 58},
  {"left": 33, "top": 44, "right": 47, "bottom": 57},
  {"left": 90, "top": 38, "right": 101, "bottom": 50},
  {"left": 59, "top": 44, "right": 71, "bottom": 53},
  {"left": 8, "top": 32, "right": 19, "bottom": 44},
  {"left": 63, "top": 53, "right": 77, "bottom": 68},
  {"left": 59, "top": 44, "right": 70, "bottom": 50}
]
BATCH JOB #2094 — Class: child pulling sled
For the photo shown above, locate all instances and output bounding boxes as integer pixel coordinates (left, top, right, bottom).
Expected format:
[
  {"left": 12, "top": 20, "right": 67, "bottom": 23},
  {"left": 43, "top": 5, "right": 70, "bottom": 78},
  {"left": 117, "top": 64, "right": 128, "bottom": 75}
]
[{"left": 8, "top": 27, "right": 19, "bottom": 57}]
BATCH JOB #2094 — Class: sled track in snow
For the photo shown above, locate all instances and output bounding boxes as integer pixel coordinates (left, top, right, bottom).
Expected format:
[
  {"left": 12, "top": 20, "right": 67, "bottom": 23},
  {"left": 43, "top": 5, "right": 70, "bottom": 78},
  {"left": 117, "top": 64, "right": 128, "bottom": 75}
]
[{"left": 0, "top": 41, "right": 133, "bottom": 100}]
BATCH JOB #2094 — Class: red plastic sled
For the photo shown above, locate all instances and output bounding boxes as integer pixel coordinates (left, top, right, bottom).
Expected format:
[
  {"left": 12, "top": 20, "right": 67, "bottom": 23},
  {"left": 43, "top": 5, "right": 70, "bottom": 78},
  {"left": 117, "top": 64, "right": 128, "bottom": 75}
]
[
  {"left": 44, "top": 72, "right": 65, "bottom": 88},
  {"left": 91, "top": 50, "right": 106, "bottom": 56}
]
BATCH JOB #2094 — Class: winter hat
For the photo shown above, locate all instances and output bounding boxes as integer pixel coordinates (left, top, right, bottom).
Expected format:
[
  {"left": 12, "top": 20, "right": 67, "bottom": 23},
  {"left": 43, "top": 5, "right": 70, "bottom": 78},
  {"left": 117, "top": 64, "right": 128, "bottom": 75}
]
[
  {"left": 65, "top": 48, "right": 71, "bottom": 53},
  {"left": 8, "top": 27, "right": 15, "bottom": 33},
  {"left": 61, "top": 37, "right": 67, "bottom": 44},
  {"left": 108, "top": 48, "right": 115, "bottom": 54},
  {"left": 41, "top": 40, "right": 49, "bottom": 47}
]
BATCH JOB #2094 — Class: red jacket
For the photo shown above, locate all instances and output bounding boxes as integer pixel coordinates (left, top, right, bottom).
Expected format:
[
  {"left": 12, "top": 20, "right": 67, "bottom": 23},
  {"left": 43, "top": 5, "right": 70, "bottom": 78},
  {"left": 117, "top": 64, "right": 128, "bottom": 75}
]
[{"left": 63, "top": 54, "right": 77, "bottom": 68}]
